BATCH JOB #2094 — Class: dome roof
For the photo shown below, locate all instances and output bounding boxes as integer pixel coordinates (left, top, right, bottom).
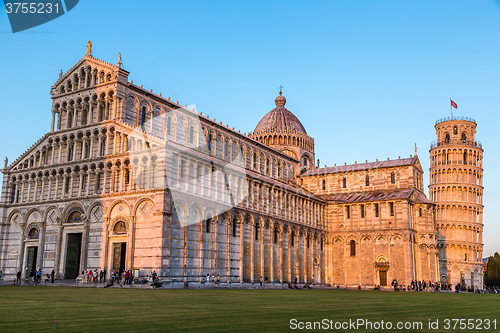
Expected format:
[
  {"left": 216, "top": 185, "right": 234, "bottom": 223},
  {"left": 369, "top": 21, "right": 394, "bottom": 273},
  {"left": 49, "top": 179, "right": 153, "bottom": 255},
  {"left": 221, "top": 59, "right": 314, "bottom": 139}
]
[{"left": 253, "top": 92, "right": 307, "bottom": 135}]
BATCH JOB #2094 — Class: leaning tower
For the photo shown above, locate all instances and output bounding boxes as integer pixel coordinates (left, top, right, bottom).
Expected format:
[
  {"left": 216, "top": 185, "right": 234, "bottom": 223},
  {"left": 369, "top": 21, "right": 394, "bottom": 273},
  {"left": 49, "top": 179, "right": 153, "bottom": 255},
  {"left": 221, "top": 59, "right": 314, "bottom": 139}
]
[{"left": 429, "top": 116, "right": 484, "bottom": 287}]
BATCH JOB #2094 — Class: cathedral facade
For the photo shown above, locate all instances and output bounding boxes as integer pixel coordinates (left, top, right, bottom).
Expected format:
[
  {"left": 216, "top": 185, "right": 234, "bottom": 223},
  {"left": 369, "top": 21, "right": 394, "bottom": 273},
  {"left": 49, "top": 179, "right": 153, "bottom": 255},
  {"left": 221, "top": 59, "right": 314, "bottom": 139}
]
[{"left": 0, "top": 49, "right": 483, "bottom": 287}]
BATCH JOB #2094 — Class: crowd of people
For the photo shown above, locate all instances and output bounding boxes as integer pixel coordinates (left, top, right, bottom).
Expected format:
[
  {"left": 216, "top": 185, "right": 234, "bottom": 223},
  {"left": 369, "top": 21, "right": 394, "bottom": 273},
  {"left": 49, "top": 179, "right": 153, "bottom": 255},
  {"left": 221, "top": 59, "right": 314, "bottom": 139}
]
[{"left": 6, "top": 269, "right": 498, "bottom": 293}]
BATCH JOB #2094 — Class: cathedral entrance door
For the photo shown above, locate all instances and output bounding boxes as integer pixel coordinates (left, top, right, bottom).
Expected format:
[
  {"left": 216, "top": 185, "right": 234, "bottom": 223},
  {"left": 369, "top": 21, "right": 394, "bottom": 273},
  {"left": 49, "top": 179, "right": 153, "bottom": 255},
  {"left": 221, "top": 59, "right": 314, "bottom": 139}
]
[
  {"left": 379, "top": 270, "right": 387, "bottom": 287},
  {"left": 25, "top": 246, "right": 38, "bottom": 278},
  {"left": 113, "top": 243, "right": 126, "bottom": 273},
  {"left": 64, "top": 233, "right": 82, "bottom": 279}
]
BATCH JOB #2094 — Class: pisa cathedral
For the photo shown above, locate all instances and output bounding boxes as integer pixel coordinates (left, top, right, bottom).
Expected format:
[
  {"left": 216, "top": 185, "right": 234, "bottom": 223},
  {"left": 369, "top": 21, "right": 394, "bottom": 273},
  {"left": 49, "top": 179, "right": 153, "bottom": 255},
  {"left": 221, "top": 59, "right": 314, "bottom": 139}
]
[{"left": 0, "top": 47, "right": 484, "bottom": 288}]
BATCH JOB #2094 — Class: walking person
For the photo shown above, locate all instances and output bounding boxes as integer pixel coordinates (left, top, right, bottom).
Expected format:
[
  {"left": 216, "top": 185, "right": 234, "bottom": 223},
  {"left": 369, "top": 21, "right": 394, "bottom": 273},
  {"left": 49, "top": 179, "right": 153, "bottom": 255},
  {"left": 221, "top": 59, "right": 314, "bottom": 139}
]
[
  {"left": 16, "top": 271, "right": 21, "bottom": 285},
  {"left": 50, "top": 269, "right": 55, "bottom": 283}
]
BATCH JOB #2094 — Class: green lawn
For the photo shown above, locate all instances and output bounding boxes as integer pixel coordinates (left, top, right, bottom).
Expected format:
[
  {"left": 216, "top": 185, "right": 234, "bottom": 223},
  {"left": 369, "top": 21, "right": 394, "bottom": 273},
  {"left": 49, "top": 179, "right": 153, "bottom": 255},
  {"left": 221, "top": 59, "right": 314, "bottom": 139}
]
[{"left": 0, "top": 286, "right": 498, "bottom": 332}]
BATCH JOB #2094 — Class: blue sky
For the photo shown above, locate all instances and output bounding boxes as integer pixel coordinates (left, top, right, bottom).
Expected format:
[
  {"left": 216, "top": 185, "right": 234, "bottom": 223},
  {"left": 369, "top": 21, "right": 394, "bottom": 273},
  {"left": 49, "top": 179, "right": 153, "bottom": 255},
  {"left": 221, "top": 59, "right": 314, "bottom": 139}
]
[{"left": 0, "top": 0, "right": 498, "bottom": 256}]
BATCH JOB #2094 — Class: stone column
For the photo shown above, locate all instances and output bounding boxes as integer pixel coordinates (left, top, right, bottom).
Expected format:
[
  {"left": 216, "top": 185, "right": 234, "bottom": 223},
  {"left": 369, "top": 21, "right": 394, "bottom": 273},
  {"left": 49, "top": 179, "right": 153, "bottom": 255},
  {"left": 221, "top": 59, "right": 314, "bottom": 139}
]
[
  {"left": 40, "top": 176, "right": 47, "bottom": 201},
  {"left": 78, "top": 172, "right": 83, "bottom": 197},
  {"left": 102, "top": 169, "right": 108, "bottom": 194},
  {"left": 70, "top": 173, "right": 77, "bottom": 197},
  {"left": 226, "top": 220, "right": 230, "bottom": 282},
  {"left": 239, "top": 219, "right": 244, "bottom": 283},
  {"left": 61, "top": 176, "right": 67, "bottom": 198},
  {"left": 106, "top": 133, "right": 112, "bottom": 155},
  {"left": 53, "top": 222, "right": 63, "bottom": 279},
  {"left": 88, "top": 100, "right": 93, "bottom": 124},
  {"left": 86, "top": 170, "right": 92, "bottom": 196},
  {"left": 54, "top": 176, "right": 60, "bottom": 199},
  {"left": 36, "top": 223, "right": 46, "bottom": 270},
  {"left": 84, "top": 68, "right": 89, "bottom": 88},
  {"left": 105, "top": 97, "right": 110, "bottom": 120},
  {"left": 260, "top": 223, "right": 264, "bottom": 282},
  {"left": 14, "top": 181, "right": 19, "bottom": 204},
  {"left": 47, "top": 176, "right": 54, "bottom": 200},
  {"left": 278, "top": 228, "right": 283, "bottom": 283},
  {"left": 81, "top": 138, "right": 87, "bottom": 159},
  {"left": 26, "top": 179, "right": 32, "bottom": 203},
  {"left": 127, "top": 216, "right": 136, "bottom": 271},
  {"left": 72, "top": 106, "right": 77, "bottom": 128},
  {"left": 73, "top": 139, "right": 78, "bottom": 161},
  {"left": 17, "top": 223, "right": 26, "bottom": 278},
  {"left": 110, "top": 167, "right": 116, "bottom": 193},
  {"left": 58, "top": 143, "right": 62, "bottom": 163},
  {"left": 50, "top": 142, "right": 55, "bottom": 164},
  {"left": 249, "top": 221, "right": 254, "bottom": 283},
  {"left": 33, "top": 178, "right": 38, "bottom": 201},
  {"left": 98, "top": 135, "right": 103, "bottom": 156},
  {"left": 51, "top": 110, "right": 56, "bottom": 132},
  {"left": 130, "top": 167, "right": 136, "bottom": 191},
  {"left": 80, "top": 219, "right": 90, "bottom": 273},
  {"left": 57, "top": 110, "right": 62, "bottom": 131}
]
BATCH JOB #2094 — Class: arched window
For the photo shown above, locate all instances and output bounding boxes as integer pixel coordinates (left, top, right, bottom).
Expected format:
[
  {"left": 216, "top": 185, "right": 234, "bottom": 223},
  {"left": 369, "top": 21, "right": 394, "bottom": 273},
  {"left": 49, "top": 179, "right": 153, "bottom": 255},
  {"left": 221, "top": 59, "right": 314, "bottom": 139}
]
[
  {"left": 350, "top": 240, "right": 356, "bottom": 256},
  {"left": 322, "top": 179, "right": 326, "bottom": 190},
  {"left": 419, "top": 208, "right": 422, "bottom": 217},
  {"left": 273, "top": 228, "right": 278, "bottom": 244},
  {"left": 253, "top": 153, "right": 258, "bottom": 170},
  {"left": 463, "top": 151, "right": 467, "bottom": 165},
  {"left": 453, "top": 126, "right": 458, "bottom": 135},
  {"left": 166, "top": 116, "right": 171, "bottom": 135},
  {"left": 67, "top": 211, "right": 82, "bottom": 223},
  {"left": 224, "top": 139, "right": 229, "bottom": 158},
  {"left": 205, "top": 218, "right": 211, "bottom": 233},
  {"left": 254, "top": 224, "right": 259, "bottom": 241},
  {"left": 140, "top": 107, "right": 146, "bottom": 127},
  {"left": 391, "top": 172, "right": 395, "bottom": 184},
  {"left": 232, "top": 219, "right": 237, "bottom": 237},
  {"left": 461, "top": 132, "right": 467, "bottom": 143},
  {"left": 188, "top": 125, "right": 194, "bottom": 144},
  {"left": 114, "top": 221, "right": 127, "bottom": 234},
  {"left": 445, "top": 133, "right": 450, "bottom": 143},
  {"left": 291, "top": 231, "right": 295, "bottom": 247},
  {"left": 365, "top": 175, "right": 370, "bottom": 186},
  {"left": 207, "top": 132, "right": 212, "bottom": 152},
  {"left": 28, "top": 227, "right": 39, "bottom": 239}
]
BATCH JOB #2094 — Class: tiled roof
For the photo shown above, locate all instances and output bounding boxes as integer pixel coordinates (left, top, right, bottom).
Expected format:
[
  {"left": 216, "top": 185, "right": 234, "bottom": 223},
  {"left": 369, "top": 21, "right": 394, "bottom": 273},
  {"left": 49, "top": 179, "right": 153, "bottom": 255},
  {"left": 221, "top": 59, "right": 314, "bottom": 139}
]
[
  {"left": 254, "top": 94, "right": 307, "bottom": 134},
  {"left": 301, "top": 157, "right": 418, "bottom": 176},
  {"left": 319, "top": 188, "right": 433, "bottom": 204}
]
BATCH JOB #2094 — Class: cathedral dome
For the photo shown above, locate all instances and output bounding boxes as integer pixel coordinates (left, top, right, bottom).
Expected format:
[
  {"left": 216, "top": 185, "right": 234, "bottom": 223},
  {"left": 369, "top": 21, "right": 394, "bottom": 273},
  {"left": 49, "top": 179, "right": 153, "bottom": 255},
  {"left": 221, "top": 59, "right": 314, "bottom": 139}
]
[{"left": 253, "top": 92, "right": 307, "bottom": 134}]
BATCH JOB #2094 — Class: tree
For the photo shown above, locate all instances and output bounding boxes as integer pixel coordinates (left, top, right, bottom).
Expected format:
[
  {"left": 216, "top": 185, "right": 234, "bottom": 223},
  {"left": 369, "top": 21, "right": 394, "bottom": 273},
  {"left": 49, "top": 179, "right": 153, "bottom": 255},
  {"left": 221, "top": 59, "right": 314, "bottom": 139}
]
[{"left": 485, "top": 252, "right": 500, "bottom": 287}]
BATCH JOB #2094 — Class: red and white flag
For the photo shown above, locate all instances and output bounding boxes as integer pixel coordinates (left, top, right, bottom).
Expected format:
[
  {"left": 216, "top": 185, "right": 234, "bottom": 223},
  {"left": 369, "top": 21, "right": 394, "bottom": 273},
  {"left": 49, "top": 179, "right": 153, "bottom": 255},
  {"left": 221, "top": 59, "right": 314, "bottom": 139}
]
[{"left": 451, "top": 100, "right": 458, "bottom": 109}]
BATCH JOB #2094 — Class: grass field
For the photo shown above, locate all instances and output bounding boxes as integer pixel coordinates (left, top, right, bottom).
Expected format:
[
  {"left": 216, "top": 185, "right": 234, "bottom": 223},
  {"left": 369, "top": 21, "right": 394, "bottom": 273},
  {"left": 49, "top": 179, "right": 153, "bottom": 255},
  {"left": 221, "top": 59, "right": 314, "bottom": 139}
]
[{"left": 0, "top": 286, "right": 498, "bottom": 332}]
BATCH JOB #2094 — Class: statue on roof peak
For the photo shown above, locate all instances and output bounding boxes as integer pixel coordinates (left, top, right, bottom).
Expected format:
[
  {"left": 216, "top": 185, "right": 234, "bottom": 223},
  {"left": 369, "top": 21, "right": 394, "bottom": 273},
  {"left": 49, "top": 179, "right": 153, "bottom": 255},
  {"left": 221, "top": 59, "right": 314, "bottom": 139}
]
[{"left": 86, "top": 40, "right": 92, "bottom": 56}]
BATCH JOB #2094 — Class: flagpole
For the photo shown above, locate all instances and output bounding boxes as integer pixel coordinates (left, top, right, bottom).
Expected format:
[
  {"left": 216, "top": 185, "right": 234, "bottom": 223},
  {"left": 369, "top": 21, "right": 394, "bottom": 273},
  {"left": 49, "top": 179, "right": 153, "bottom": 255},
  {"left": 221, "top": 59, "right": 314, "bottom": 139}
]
[{"left": 450, "top": 98, "right": 453, "bottom": 118}]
